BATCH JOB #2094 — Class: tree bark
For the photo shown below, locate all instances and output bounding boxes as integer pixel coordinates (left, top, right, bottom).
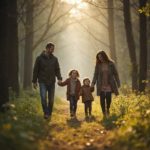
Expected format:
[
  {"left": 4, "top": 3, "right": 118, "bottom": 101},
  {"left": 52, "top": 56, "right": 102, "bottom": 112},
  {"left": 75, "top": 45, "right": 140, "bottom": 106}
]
[
  {"left": 107, "top": 0, "right": 117, "bottom": 63},
  {"left": 139, "top": 0, "right": 148, "bottom": 92},
  {"left": 7, "top": 0, "right": 19, "bottom": 95},
  {"left": 123, "top": 0, "right": 138, "bottom": 90},
  {"left": 0, "top": 0, "right": 9, "bottom": 107},
  {"left": 23, "top": 0, "right": 34, "bottom": 89},
  {"left": 148, "top": 16, "right": 150, "bottom": 87},
  {"left": 0, "top": 0, "right": 18, "bottom": 107}
]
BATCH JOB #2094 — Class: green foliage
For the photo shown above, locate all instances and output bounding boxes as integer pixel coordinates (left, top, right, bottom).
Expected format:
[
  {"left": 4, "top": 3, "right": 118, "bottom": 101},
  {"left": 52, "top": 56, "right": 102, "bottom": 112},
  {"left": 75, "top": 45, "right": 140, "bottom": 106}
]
[
  {"left": 138, "top": 2, "right": 150, "bottom": 16},
  {"left": 107, "top": 92, "right": 150, "bottom": 150},
  {"left": 0, "top": 90, "right": 52, "bottom": 150},
  {"left": 0, "top": 89, "right": 150, "bottom": 150}
]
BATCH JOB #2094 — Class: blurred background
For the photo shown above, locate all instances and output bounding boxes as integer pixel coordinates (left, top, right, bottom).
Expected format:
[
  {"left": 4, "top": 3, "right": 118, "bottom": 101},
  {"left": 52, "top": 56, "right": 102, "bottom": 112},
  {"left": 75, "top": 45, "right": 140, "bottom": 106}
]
[{"left": 0, "top": 0, "right": 150, "bottom": 102}]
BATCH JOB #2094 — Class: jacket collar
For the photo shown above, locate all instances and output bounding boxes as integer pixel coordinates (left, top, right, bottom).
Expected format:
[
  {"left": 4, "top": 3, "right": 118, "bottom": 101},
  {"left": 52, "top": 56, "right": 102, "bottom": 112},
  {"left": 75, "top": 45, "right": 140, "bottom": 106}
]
[{"left": 41, "top": 51, "right": 54, "bottom": 59}]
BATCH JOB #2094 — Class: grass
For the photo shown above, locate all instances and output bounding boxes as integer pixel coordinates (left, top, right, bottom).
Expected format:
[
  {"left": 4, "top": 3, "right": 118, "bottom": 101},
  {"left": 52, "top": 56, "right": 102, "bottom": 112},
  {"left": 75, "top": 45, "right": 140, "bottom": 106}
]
[
  {"left": 107, "top": 93, "right": 150, "bottom": 150},
  {"left": 0, "top": 89, "right": 150, "bottom": 150}
]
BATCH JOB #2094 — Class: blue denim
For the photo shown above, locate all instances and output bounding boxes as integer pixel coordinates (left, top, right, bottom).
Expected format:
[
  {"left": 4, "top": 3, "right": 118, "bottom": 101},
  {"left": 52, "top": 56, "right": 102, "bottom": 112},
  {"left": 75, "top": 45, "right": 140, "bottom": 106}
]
[
  {"left": 39, "top": 83, "right": 55, "bottom": 116},
  {"left": 69, "top": 95, "right": 78, "bottom": 115}
]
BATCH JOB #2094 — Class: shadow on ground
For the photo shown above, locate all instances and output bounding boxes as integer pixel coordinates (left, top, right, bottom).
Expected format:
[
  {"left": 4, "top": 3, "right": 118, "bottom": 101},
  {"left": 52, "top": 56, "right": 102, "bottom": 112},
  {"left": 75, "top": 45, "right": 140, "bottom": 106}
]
[
  {"left": 100, "top": 114, "right": 121, "bottom": 130},
  {"left": 66, "top": 117, "right": 82, "bottom": 128}
]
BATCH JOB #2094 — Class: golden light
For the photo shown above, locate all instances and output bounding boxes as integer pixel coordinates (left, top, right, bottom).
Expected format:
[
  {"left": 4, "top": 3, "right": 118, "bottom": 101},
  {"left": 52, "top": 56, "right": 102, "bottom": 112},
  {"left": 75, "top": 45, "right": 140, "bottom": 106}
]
[
  {"left": 77, "top": 2, "right": 88, "bottom": 9},
  {"left": 70, "top": 8, "right": 81, "bottom": 17},
  {"left": 62, "top": 0, "right": 88, "bottom": 17},
  {"left": 62, "top": 0, "right": 82, "bottom": 5}
]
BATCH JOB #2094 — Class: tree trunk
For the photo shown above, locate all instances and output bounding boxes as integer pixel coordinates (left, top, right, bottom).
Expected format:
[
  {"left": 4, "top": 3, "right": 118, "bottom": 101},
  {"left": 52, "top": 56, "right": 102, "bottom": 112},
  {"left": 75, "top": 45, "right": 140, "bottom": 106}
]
[
  {"left": 139, "top": 0, "right": 148, "bottom": 92},
  {"left": 0, "top": 0, "right": 18, "bottom": 107},
  {"left": 7, "top": 0, "right": 19, "bottom": 95},
  {"left": 123, "top": 0, "right": 138, "bottom": 90},
  {"left": 107, "top": 0, "right": 117, "bottom": 63},
  {"left": 23, "top": 0, "right": 34, "bottom": 89},
  {"left": 0, "top": 0, "right": 9, "bottom": 107},
  {"left": 148, "top": 16, "right": 150, "bottom": 87}
]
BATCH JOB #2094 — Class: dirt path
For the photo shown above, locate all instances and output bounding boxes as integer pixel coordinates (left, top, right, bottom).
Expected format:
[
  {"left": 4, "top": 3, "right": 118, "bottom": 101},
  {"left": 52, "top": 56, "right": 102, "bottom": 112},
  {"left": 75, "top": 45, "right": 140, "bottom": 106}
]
[{"left": 37, "top": 101, "right": 113, "bottom": 150}]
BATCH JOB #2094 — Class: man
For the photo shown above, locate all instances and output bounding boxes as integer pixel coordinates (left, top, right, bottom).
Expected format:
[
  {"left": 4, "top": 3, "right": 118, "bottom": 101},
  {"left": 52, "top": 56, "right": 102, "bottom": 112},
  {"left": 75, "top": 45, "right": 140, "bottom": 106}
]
[{"left": 32, "top": 43, "right": 62, "bottom": 119}]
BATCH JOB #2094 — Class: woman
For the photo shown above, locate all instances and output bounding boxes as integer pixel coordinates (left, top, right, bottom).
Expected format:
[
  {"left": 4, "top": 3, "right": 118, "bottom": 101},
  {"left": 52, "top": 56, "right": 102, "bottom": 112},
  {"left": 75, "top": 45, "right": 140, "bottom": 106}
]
[{"left": 91, "top": 51, "right": 120, "bottom": 118}]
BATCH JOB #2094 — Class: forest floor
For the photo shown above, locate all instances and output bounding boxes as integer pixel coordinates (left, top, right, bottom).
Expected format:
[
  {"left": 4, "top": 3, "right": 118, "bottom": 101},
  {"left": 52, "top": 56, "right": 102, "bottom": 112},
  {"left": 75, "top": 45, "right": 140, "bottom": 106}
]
[
  {"left": 0, "top": 89, "right": 150, "bottom": 150},
  {"left": 38, "top": 101, "right": 113, "bottom": 150}
]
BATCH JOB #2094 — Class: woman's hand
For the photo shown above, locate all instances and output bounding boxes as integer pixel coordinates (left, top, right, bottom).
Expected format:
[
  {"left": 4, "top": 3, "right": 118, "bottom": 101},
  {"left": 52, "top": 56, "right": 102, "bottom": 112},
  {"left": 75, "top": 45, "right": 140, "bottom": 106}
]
[{"left": 91, "top": 83, "right": 94, "bottom": 87}]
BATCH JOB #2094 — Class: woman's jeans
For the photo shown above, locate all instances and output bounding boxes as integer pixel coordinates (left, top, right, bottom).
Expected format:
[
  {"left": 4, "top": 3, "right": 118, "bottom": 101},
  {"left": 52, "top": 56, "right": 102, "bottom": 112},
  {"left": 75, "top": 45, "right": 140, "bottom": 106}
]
[
  {"left": 69, "top": 95, "right": 77, "bottom": 116},
  {"left": 39, "top": 83, "right": 55, "bottom": 116},
  {"left": 100, "top": 91, "right": 112, "bottom": 115}
]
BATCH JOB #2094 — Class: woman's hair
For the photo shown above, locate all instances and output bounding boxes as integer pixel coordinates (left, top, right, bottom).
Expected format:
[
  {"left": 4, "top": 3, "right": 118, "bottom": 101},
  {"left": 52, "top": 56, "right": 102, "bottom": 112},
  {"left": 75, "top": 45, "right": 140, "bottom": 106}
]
[
  {"left": 68, "top": 70, "right": 79, "bottom": 77},
  {"left": 83, "top": 78, "right": 90, "bottom": 84},
  {"left": 96, "top": 50, "right": 112, "bottom": 64}
]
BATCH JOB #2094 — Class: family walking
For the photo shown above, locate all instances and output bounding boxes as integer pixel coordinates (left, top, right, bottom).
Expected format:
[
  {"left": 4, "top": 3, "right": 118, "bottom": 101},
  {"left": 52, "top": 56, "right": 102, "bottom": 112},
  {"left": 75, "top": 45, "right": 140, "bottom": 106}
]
[{"left": 32, "top": 43, "right": 120, "bottom": 120}]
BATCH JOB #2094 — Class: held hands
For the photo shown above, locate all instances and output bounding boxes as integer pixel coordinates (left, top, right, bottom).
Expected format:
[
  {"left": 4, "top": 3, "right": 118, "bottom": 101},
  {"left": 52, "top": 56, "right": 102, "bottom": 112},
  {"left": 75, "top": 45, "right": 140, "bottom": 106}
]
[
  {"left": 91, "top": 83, "right": 94, "bottom": 88},
  {"left": 57, "top": 80, "right": 62, "bottom": 85}
]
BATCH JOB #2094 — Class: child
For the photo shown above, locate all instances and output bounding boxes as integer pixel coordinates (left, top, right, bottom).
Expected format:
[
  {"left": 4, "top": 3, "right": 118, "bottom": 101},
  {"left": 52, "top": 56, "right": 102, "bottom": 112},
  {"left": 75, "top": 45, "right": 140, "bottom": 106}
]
[
  {"left": 80, "top": 78, "right": 94, "bottom": 119},
  {"left": 58, "top": 70, "right": 81, "bottom": 118}
]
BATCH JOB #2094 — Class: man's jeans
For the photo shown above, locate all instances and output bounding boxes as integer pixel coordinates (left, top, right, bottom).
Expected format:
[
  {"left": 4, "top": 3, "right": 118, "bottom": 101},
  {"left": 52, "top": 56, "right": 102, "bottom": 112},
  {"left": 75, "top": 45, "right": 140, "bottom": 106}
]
[
  {"left": 100, "top": 91, "right": 112, "bottom": 115},
  {"left": 39, "top": 83, "right": 55, "bottom": 116}
]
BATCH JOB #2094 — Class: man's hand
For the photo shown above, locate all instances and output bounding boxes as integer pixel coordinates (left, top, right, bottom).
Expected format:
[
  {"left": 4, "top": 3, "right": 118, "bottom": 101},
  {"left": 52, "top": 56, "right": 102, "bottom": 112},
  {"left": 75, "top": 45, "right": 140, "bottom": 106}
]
[
  {"left": 33, "top": 83, "right": 38, "bottom": 89},
  {"left": 57, "top": 80, "right": 62, "bottom": 85}
]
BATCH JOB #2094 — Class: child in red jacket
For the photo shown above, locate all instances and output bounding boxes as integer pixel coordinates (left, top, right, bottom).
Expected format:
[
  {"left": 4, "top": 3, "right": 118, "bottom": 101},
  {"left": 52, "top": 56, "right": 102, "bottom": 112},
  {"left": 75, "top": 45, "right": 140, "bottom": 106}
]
[{"left": 58, "top": 70, "right": 81, "bottom": 118}]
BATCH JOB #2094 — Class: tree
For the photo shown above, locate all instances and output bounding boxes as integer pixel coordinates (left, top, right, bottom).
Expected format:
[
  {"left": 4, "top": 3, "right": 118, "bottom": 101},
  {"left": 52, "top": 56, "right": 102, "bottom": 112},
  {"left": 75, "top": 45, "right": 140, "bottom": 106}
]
[
  {"left": 123, "top": 0, "right": 138, "bottom": 90},
  {"left": 18, "top": 0, "right": 74, "bottom": 89},
  {"left": 82, "top": 0, "right": 118, "bottom": 62},
  {"left": 0, "top": 0, "right": 9, "bottom": 107},
  {"left": 7, "top": 0, "right": 19, "bottom": 95},
  {"left": 0, "top": 0, "right": 18, "bottom": 107},
  {"left": 23, "top": 0, "right": 34, "bottom": 89},
  {"left": 139, "top": 0, "right": 148, "bottom": 92},
  {"left": 107, "top": 0, "right": 117, "bottom": 63}
]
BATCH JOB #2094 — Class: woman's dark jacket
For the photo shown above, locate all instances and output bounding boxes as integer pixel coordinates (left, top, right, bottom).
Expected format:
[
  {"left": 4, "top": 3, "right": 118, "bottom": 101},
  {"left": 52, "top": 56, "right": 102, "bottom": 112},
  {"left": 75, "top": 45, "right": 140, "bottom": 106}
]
[{"left": 92, "top": 61, "right": 120, "bottom": 95}]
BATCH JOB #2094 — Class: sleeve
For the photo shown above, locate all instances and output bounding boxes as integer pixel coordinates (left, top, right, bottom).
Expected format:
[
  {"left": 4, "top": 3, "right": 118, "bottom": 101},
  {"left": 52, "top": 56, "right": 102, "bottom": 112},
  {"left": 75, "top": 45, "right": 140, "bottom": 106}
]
[
  {"left": 79, "top": 80, "right": 81, "bottom": 89},
  {"left": 79, "top": 87, "right": 83, "bottom": 96},
  {"left": 92, "top": 64, "right": 98, "bottom": 85},
  {"left": 58, "top": 79, "right": 68, "bottom": 86},
  {"left": 112, "top": 63, "right": 120, "bottom": 88},
  {"left": 32, "top": 57, "right": 40, "bottom": 83},
  {"left": 55, "top": 58, "right": 62, "bottom": 81}
]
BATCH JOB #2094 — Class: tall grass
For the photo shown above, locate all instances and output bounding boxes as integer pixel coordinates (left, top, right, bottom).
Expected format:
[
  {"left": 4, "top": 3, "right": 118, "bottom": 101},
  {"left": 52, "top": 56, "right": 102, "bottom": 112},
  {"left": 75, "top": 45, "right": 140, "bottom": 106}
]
[{"left": 0, "top": 88, "right": 150, "bottom": 150}]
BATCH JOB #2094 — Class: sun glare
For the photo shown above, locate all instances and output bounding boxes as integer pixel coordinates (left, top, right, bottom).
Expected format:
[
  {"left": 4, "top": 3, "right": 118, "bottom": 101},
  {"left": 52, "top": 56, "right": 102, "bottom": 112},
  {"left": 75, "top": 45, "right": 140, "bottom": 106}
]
[
  {"left": 62, "top": 0, "right": 82, "bottom": 5},
  {"left": 62, "top": 0, "right": 88, "bottom": 18}
]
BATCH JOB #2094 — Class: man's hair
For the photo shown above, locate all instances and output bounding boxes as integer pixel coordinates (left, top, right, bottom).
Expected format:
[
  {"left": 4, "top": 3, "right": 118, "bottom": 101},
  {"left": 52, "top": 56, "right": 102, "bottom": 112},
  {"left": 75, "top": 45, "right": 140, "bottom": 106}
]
[{"left": 46, "top": 43, "right": 54, "bottom": 49}]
